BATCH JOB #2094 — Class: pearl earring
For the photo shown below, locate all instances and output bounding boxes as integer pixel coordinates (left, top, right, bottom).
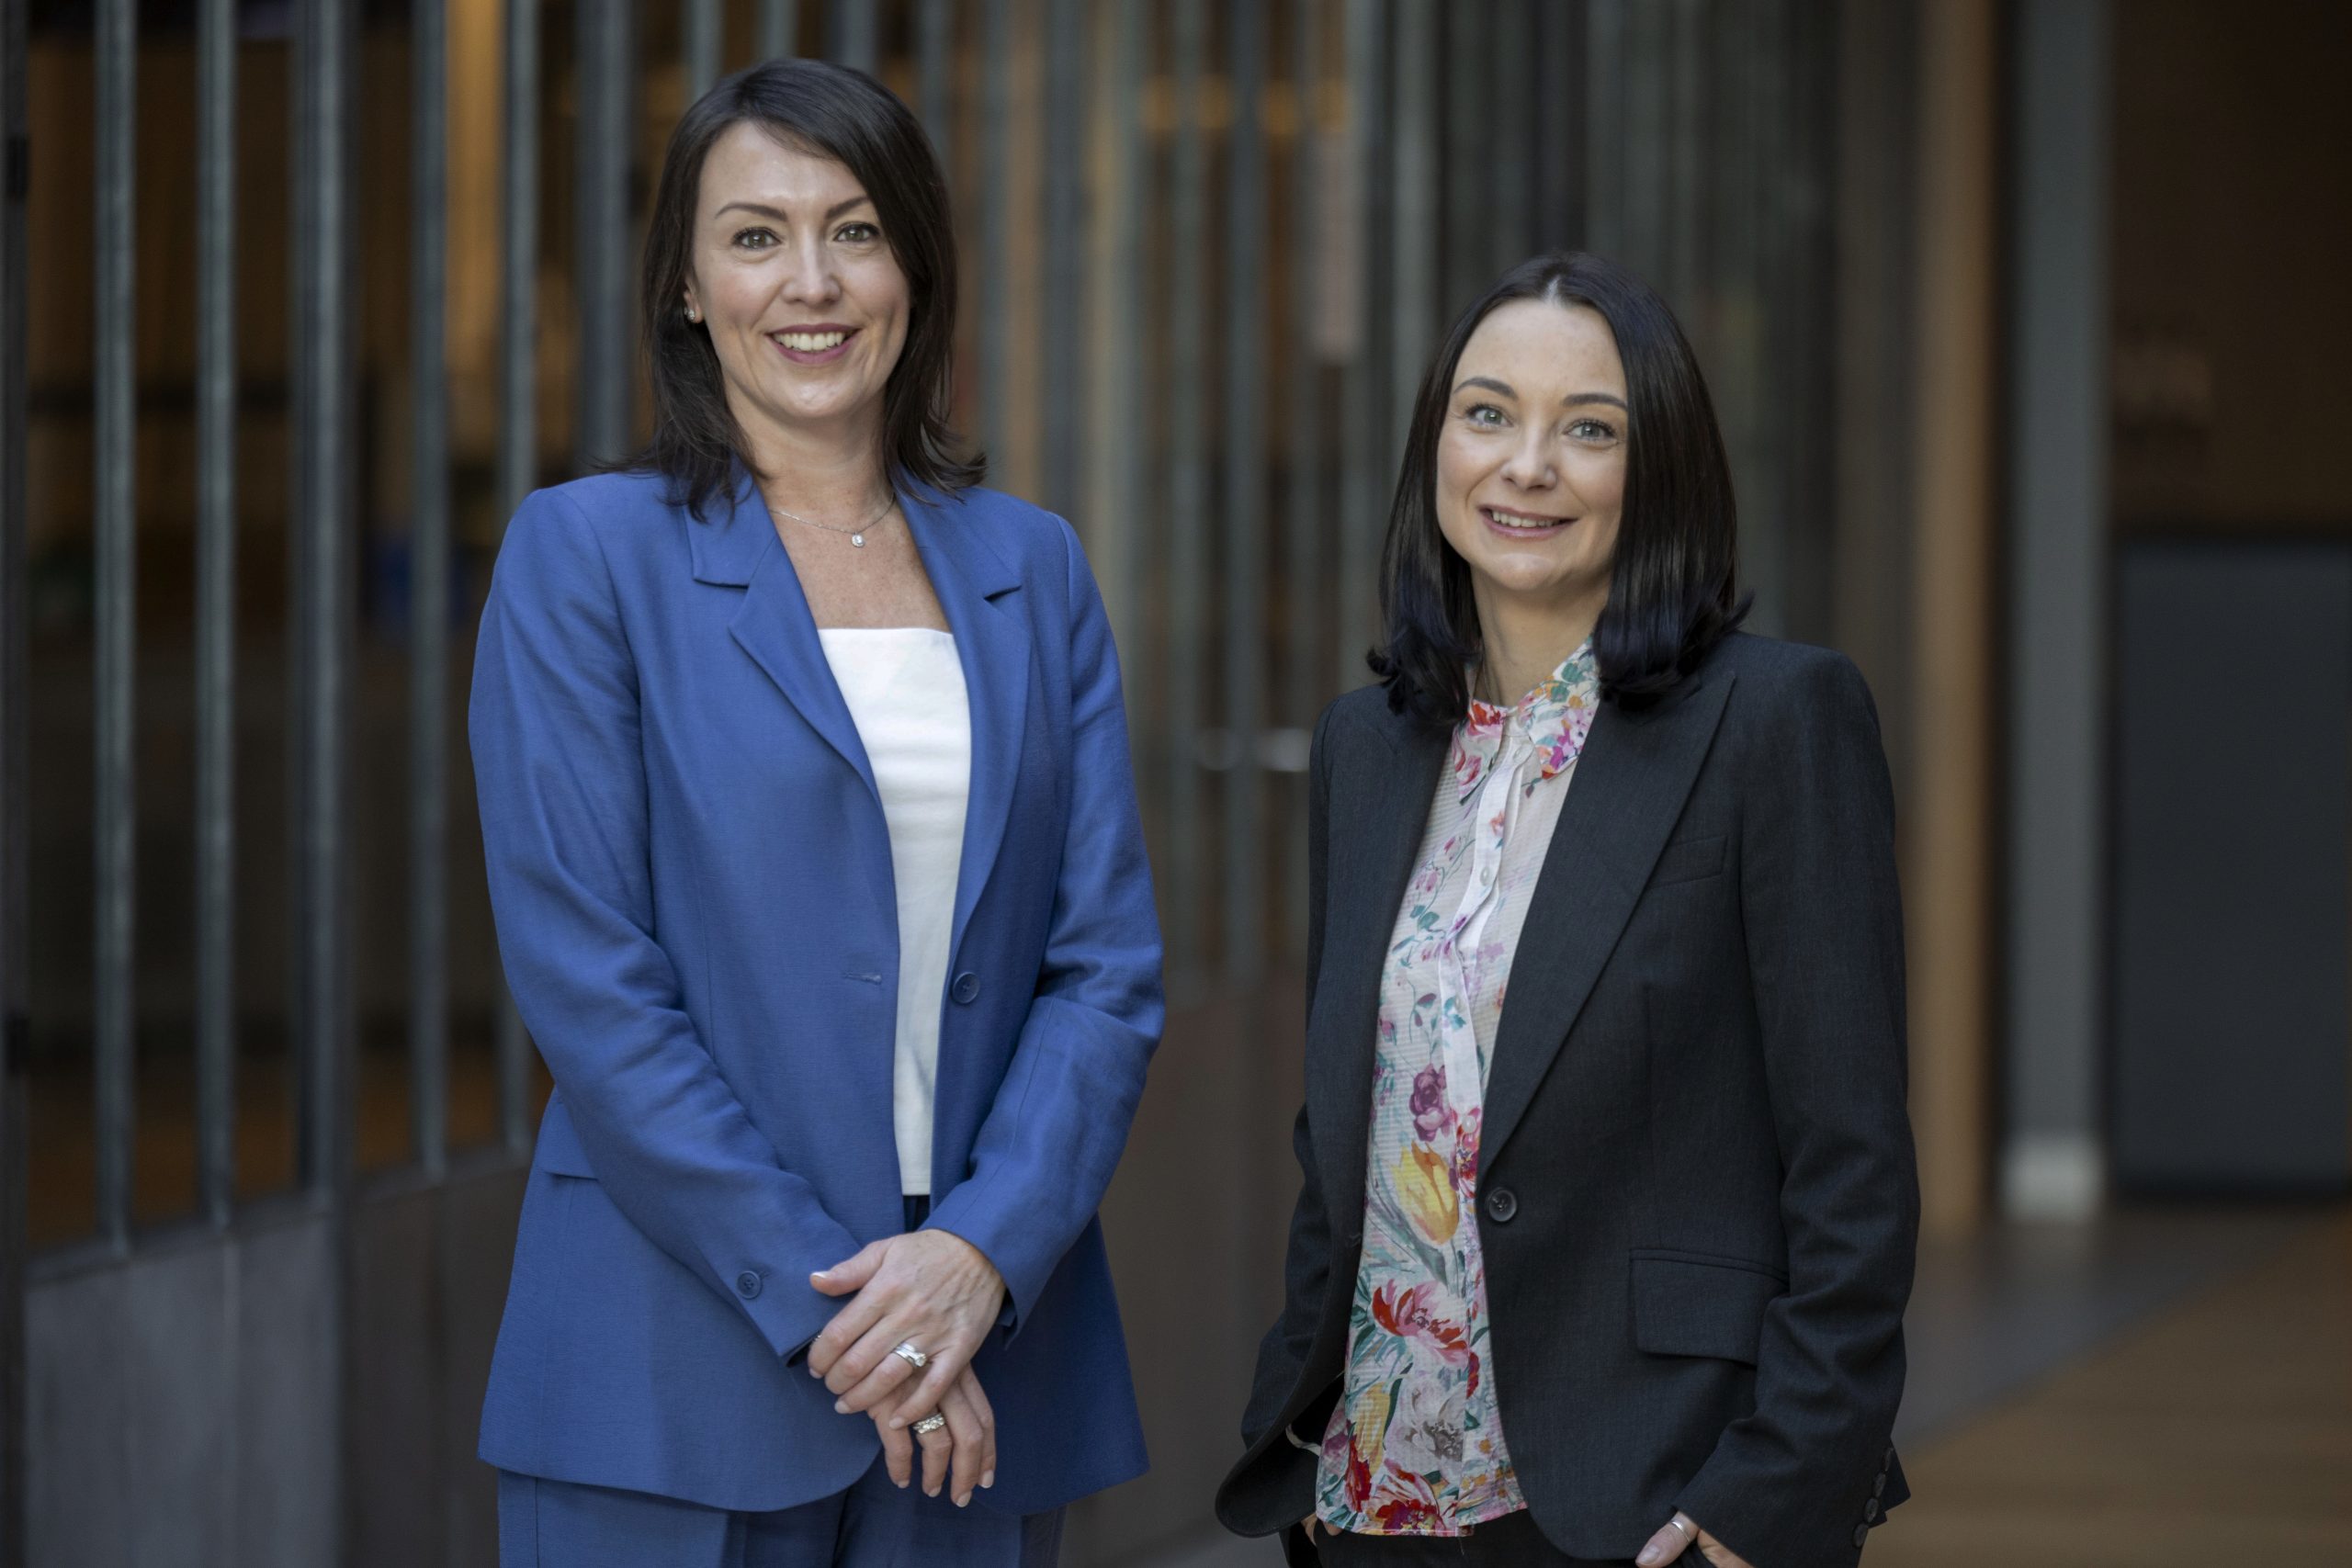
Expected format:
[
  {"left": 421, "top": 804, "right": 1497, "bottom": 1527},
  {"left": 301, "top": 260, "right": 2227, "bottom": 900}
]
[{"left": 684, "top": 305, "right": 699, "bottom": 322}]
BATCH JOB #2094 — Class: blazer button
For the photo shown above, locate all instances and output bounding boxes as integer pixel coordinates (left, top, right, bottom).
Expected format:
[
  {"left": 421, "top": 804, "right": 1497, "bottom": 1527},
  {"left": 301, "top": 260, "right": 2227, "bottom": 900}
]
[
  {"left": 735, "top": 1269, "right": 763, "bottom": 1300},
  {"left": 1863, "top": 1498, "right": 1880, "bottom": 1523},
  {"left": 1483, "top": 1187, "right": 1518, "bottom": 1224},
  {"left": 1873, "top": 1472, "right": 1887, "bottom": 1497},
  {"left": 1853, "top": 1524, "right": 1871, "bottom": 1548},
  {"left": 951, "top": 972, "right": 980, "bottom": 1005}
]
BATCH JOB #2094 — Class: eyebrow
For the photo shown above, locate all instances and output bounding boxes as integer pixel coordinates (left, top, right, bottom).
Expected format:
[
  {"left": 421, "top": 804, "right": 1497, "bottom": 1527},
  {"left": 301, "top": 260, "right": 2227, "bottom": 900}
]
[
  {"left": 714, "top": 195, "right": 876, "bottom": 222},
  {"left": 1453, "top": 375, "right": 1629, "bottom": 412}
]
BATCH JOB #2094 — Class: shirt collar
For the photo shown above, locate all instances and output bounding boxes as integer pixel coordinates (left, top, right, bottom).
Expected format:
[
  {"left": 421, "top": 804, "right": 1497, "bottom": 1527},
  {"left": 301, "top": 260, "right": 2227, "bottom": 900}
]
[{"left": 1449, "top": 640, "right": 1600, "bottom": 802}]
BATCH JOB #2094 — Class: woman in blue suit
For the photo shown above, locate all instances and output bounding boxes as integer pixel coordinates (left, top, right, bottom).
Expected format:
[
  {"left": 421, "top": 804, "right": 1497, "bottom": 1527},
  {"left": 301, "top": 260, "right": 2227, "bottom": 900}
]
[{"left": 469, "top": 60, "right": 1162, "bottom": 1567}]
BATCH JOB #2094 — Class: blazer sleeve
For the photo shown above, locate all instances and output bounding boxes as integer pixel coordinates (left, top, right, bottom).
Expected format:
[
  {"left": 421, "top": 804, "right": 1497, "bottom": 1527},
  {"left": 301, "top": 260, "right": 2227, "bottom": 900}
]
[
  {"left": 1674, "top": 651, "right": 1920, "bottom": 1568},
  {"left": 920, "top": 519, "right": 1165, "bottom": 1334},
  {"left": 1240, "top": 700, "right": 1340, "bottom": 1448},
  {"left": 469, "top": 488, "right": 864, "bottom": 1359}
]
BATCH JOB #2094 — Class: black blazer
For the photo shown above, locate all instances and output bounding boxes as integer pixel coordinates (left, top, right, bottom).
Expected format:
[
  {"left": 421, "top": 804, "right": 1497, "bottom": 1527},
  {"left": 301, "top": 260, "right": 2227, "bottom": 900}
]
[{"left": 1216, "top": 633, "right": 1918, "bottom": 1568}]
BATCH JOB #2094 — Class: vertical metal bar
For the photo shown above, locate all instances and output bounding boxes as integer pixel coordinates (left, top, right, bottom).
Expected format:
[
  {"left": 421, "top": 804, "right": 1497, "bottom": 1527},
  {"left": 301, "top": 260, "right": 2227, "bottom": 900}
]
[
  {"left": 830, "top": 0, "right": 876, "bottom": 72},
  {"left": 1223, "top": 0, "right": 1265, "bottom": 978},
  {"left": 1739, "top": 0, "right": 1790, "bottom": 631},
  {"left": 1490, "top": 0, "right": 1531, "bottom": 275},
  {"left": 759, "top": 0, "right": 800, "bottom": 62},
  {"left": 93, "top": 0, "right": 138, "bottom": 1252},
  {"left": 576, "top": 0, "right": 636, "bottom": 469},
  {"left": 197, "top": 0, "right": 239, "bottom": 1225},
  {"left": 916, "top": 0, "right": 954, "bottom": 166},
  {"left": 497, "top": 0, "right": 542, "bottom": 1155},
  {"left": 684, "top": 0, "right": 723, "bottom": 100},
  {"left": 1390, "top": 0, "right": 1435, "bottom": 447},
  {"left": 978, "top": 0, "right": 1014, "bottom": 470},
  {"left": 1336, "top": 0, "right": 1385, "bottom": 691},
  {"left": 1538, "top": 0, "right": 1584, "bottom": 253},
  {"left": 1042, "top": 0, "right": 1085, "bottom": 521},
  {"left": 1164, "top": 0, "right": 1207, "bottom": 980},
  {"left": 1283, "top": 0, "right": 1321, "bottom": 962},
  {"left": 1783, "top": 0, "right": 1838, "bottom": 642},
  {"left": 287, "top": 17, "right": 354, "bottom": 1539},
  {"left": 1622, "top": 0, "right": 1668, "bottom": 281},
  {"left": 1707, "top": 0, "right": 1750, "bottom": 439},
  {"left": 1745, "top": 0, "right": 1790, "bottom": 632},
  {"left": 2, "top": 0, "right": 33, "bottom": 1539},
  {"left": 1286, "top": 0, "right": 1321, "bottom": 728},
  {"left": 295, "top": 0, "right": 356, "bottom": 1199},
  {"left": 1442, "top": 0, "right": 1483, "bottom": 314},
  {"left": 1584, "top": 0, "right": 1625, "bottom": 259},
  {"left": 1666, "top": 0, "right": 1706, "bottom": 310},
  {"left": 411, "top": 0, "right": 452, "bottom": 1179},
  {"left": 1102, "top": 0, "right": 1144, "bottom": 667}
]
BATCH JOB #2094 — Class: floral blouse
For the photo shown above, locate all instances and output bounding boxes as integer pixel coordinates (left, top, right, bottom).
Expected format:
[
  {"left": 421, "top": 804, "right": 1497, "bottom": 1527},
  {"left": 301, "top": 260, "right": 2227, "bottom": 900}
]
[{"left": 1314, "top": 642, "right": 1600, "bottom": 1536}]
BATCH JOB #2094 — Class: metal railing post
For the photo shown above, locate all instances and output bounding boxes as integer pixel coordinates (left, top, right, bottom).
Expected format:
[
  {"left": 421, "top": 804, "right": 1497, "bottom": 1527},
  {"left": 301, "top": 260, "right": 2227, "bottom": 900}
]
[
  {"left": 1163, "top": 0, "right": 1208, "bottom": 985},
  {"left": 574, "top": 0, "right": 637, "bottom": 470},
  {"left": 1222, "top": 0, "right": 1266, "bottom": 978},
  {"left": 412, "top": 0, "right": 453, "bottom": 1180},
  {"left": 759, "top": 0, "right": 801, "bottom": 62},
  {"left": 1, "top": 0, "right": 31, "bottom": 1543},
  {"left": 92, "top": 0, "right": 138, "bottom": 1256},
  {"left": 197, "top": 0, "right": 240, "bottom": 1227},
  {"left": 293, "top": 0, "right": 356, "bottom": 1201},
  {"left": 497, "top": 0, "right": 543, "bottom": 1156},
  {"left": 1335, "top": 0, "right": 1387, "bottom": 692}
]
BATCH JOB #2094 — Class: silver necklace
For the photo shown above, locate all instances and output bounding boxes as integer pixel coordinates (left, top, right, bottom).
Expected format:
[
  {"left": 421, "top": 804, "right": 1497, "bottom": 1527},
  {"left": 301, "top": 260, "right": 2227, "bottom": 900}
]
[{"left": 767, "top": 493, "right": 897, "bottom": 548}]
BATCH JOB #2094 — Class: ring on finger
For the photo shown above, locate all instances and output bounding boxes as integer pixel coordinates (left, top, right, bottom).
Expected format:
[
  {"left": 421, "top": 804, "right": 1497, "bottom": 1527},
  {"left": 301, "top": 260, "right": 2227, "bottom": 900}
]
[
  {"left": 891, "top": 1342, "right": 929, "bottom": 1372},
  {"left": 910, "top": 1412, "right": 948, "bottom": 1437},
  {"left": 1665, "top": 1517, "right": 1695, "bottom": 1545}
]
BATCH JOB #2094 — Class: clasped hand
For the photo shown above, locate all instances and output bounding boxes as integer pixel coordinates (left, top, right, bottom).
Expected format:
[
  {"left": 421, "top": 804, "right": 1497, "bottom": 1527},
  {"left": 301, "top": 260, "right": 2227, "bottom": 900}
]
[{"left": 808, "top": 1229, "right": 1007, "bottom": 1508}]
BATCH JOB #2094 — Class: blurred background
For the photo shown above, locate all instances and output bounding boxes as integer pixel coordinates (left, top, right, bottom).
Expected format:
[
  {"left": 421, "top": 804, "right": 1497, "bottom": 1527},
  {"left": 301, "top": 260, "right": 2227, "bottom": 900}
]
[{"left": 2, "top": 0, "right": 2347, "bottom": 1563}]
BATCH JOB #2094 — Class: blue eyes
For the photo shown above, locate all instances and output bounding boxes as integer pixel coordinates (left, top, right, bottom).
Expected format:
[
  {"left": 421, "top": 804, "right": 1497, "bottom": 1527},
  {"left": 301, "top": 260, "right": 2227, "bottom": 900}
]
[
  {"left": 729, "top": 222, "right": 883, "bottom": 249},
  {"left": 1457, "top": 404, "right": 1620, "bottom": 442}
]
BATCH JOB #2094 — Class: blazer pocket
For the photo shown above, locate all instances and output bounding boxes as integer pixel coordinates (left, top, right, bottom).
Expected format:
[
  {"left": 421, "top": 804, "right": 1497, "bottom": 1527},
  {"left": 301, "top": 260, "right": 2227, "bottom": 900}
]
[
  {"left": 1629, "top": 1249, "right": 1786, "bottom": 1365},
  {"left": 1648, "top": 832, "right": 1726, "bottom": 888}
]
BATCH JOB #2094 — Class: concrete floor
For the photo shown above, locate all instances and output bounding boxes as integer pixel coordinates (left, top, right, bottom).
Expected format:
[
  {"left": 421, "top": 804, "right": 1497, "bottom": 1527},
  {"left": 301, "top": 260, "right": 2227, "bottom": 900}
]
[{"left": 1134, "top": 1203, "right": 2336, "bottom": 1568}]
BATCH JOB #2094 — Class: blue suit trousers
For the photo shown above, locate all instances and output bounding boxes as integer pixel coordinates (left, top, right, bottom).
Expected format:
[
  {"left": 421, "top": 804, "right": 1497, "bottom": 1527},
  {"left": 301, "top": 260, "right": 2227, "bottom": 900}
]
[{"left": 497, "top": 1461, "right": 1064, "bottom": 1568}]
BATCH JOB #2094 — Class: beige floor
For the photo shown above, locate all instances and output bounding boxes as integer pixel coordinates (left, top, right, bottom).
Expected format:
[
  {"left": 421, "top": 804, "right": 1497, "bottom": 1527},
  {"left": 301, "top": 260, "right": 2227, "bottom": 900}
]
[{"left": 1867, "top": 1210, "right": 2352, "bottom": 1567}]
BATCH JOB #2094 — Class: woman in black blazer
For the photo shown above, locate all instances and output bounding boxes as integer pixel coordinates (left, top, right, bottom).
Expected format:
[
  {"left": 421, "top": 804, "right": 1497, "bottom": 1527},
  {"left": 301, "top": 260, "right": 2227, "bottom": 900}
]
[{"left": 1217, "top": 253, "right": 1917, "bottom": 1568}]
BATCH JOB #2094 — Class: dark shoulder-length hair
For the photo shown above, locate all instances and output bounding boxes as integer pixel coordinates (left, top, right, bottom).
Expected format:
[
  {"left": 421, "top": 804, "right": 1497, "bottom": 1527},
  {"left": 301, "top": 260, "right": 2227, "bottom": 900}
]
[
  {"left": 632, "top": 58, "right": 980, "bottom": 516},
  {"left": 1371, "top": 251, "right": 1747, "bottom": 728}
]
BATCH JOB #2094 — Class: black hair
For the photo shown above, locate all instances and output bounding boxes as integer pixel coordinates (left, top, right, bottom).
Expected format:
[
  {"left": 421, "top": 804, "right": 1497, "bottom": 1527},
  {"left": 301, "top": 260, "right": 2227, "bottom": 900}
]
[
  {"left": 632, "top": 58, "right": 979, "bottom": 516},
  {"left": 1371, "top": 251, "right": 1748, "bottom": 728}
]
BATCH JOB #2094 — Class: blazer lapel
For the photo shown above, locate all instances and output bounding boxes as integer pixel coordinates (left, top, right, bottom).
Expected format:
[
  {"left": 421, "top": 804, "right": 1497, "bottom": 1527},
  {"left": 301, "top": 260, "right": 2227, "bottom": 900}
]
[
  {"left": 1308, "top": 703, "right": 1448, "bottom": 1230},
  {"left": 901, "top": 489, "right": 1028, "bottom": 958},
  {"left": 701, "top": 473, "right": 881, "bottom": 801},
  {"left": 1477, "top": 668, "right": 1736, "bottom": 1173}
]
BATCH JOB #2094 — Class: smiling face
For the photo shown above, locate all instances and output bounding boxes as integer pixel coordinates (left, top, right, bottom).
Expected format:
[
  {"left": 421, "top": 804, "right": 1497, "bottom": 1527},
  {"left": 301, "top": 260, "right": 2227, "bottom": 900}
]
[
  {"left": 681, "top": 121, "right": 911, "bottom": 456},
  {"left": 1434, "top": 297, "right": 1629, "bottom": 639}
]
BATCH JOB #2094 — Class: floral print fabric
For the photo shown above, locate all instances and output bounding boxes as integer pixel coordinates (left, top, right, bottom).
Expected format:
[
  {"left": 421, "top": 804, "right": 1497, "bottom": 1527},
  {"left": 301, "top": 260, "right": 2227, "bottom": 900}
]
[{"left": 1314, "top": 642, "right": 1600, "bottom": 1536}]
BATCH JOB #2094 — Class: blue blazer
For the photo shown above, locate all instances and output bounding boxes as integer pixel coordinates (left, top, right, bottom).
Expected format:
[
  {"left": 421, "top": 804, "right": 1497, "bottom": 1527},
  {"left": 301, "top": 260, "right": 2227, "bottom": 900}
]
[{"left": 469, "top": 468, "right": 1164, "bottom": 1516}]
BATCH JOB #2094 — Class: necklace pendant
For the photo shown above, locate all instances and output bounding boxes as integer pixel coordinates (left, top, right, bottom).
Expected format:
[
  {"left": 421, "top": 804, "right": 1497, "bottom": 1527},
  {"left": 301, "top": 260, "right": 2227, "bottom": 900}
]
[{"left": 850, "top": 533, "right": 865, "bottom": 547}]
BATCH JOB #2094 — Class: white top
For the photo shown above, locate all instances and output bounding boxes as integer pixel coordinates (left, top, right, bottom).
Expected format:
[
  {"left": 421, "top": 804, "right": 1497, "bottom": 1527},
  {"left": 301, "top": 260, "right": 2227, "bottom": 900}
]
[{"left": 818, "top": 628, "right": 972, "bottom": 1196}]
